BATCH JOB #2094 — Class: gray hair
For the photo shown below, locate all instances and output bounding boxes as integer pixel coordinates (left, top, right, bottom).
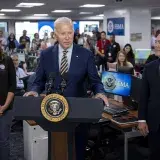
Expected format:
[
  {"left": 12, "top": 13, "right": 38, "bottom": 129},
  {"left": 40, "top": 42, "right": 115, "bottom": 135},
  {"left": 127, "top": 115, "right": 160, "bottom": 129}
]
[
  {"left": 11, "top": 54, "right": 18, "bottom": 59},
  {"left": 54, "top": 17, "right": 74, "bottom": 32}
]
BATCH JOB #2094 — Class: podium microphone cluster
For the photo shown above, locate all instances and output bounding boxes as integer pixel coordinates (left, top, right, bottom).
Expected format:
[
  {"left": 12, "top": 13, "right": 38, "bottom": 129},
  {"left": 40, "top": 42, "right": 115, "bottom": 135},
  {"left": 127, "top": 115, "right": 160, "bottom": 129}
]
[
  {"left": 60, "top": 73, "right": 68, "bottom": 95},
  {"left": 46, "top": 72, "right": 56, "bottom": 95}
]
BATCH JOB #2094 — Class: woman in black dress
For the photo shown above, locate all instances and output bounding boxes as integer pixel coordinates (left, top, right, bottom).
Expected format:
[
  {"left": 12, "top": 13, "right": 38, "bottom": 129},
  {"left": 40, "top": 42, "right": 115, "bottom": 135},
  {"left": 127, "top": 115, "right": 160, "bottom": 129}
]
[
  {"left": 123, "top": 43, "right": 135, "bottom": 66},
  {"left": 0, "top": 48, "right": 16, "bottom": 160}
]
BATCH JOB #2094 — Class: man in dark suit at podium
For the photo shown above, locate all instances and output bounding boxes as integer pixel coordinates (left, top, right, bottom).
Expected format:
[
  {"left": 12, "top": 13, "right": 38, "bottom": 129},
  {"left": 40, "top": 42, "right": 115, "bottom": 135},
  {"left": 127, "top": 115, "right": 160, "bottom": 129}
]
[
  {"left": 138, "top": 33, "right": 160, "bottom": 160},
  {"left": 25, "top": 17, "right": 109, "bottom": 160}
]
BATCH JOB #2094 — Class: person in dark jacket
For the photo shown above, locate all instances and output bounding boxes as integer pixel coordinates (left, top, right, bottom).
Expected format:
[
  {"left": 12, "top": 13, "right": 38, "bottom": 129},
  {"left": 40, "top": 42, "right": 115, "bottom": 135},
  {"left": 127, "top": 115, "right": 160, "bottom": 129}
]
[
  {"left": 105, "top": 34, "right": 120, "bottom": 63},
  {"left": 7, "top": 33, "right": 19, "bottom": 50},
  {"left": 145, "top": 54, "right": 158, "bottom": 64},
  {"left": 0, "top": 48, "right": 16, "bottom": 160},
  {"left": 123, "top": 44, "right": 135, "bottom": 66},
  {"left": 138, "top": 34, "right": 160, "bottom": 160}
]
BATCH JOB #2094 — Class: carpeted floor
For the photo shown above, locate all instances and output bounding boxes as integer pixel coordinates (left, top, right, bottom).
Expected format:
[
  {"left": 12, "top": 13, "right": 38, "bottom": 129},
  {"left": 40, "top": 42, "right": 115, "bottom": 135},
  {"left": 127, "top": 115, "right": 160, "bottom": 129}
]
[
  {"left": 10, "top": 127, "right": 24, "bottom": 160},
  {"left": 9, "top": 125, "right": 149, "bottom": 160}
]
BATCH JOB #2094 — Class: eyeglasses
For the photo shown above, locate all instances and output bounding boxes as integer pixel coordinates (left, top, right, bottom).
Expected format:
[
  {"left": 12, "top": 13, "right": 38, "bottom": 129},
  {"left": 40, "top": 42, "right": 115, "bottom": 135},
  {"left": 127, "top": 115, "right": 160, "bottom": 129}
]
[
  {"left": 13, "top": 59, "right": 18, "bottom": 61},
  {"left": 155, "top": 40, "right": 160, "bottom": 44}
]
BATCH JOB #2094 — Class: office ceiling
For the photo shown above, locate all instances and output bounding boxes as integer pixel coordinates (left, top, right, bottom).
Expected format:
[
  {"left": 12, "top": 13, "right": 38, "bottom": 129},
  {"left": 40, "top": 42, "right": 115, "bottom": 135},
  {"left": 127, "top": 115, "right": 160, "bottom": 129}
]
[{"left": 0, "top": 0, "right": 160, "bottom": 19}]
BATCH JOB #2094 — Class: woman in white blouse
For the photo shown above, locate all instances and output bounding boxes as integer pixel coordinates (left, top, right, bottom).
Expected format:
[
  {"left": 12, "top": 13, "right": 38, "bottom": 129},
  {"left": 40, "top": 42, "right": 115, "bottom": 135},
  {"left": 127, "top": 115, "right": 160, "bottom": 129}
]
[{"left": 108, "top": 50, "right": 134, "bottom": 102}]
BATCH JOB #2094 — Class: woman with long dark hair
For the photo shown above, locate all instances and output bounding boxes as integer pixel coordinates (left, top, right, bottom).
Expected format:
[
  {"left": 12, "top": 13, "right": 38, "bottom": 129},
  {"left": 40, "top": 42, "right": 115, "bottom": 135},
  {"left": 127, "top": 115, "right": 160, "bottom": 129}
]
[
  {"left": 0, "top": 48, "right": 16, "bottom": 159},
  {"left": 123, "top": 43, "right": 135, "bottom": 66},
  {"left": 7, "top": 33, "right": 19, "bottom": 50}
]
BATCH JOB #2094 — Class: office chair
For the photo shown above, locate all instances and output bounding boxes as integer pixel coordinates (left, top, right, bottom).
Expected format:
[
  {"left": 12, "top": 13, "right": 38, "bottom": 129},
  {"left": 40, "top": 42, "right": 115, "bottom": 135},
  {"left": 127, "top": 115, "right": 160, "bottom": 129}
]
[
  {"left": 86, "top": 119, "right": 112, "bottom": 160},
  {"left": 86, "top": 118, "right": 122, "bottom": 160}
]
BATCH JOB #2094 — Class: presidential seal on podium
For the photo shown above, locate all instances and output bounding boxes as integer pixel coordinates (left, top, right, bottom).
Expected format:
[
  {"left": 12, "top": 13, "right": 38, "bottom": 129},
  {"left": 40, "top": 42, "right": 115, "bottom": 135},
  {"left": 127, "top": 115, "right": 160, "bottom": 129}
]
[{"left": 41, "top": 94, "right": 69, "bottom": 122}]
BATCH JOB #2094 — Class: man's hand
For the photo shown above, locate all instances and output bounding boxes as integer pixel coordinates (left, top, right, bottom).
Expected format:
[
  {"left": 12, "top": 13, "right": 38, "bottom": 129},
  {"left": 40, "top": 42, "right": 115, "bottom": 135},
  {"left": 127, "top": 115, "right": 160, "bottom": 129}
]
[
  {"left": 23, "top": 91, "right": 38, "bottom": 97},
  {"left": 0, "top": 105, "right": 8, "bottom": 116},
  {"left": 138, "top": 122, "right": 149, "bottom": 136},
  {"left": 95, "top": 93, "right": 109, "bottom": 106}
]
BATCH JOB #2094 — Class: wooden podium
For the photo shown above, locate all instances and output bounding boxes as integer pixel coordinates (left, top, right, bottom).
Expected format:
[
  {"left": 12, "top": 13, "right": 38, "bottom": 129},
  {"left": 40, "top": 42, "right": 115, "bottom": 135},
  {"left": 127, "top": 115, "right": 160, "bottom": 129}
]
[{"left": 13, "top": 97, "right": 104, "bottom": 160}]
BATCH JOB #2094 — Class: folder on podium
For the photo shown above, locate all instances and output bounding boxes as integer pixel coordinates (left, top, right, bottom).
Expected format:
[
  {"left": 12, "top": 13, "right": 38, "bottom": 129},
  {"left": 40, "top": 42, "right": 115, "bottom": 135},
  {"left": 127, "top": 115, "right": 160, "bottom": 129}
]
[{"left": 13, "top": 96, "right": 104, "bottom": 160}]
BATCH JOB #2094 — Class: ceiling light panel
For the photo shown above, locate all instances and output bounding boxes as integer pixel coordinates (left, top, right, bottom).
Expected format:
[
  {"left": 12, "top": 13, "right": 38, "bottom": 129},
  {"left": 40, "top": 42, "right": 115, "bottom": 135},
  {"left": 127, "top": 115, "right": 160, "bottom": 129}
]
[
  {"left": 80, "top": 4, "right": 105, "bottom": 8},
  {"left": 0, "top": 9, "right": 21, "bottom": 12},
  {"left": 52, "top": 10, "right": 72, "bottom": 13}
]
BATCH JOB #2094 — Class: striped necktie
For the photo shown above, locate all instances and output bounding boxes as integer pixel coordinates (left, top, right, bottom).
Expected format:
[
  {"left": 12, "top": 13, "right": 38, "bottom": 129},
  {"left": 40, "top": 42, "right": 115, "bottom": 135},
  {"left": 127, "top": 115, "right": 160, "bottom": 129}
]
[{"left": 60, "top": 50, "right": 68, "bottom": 75}]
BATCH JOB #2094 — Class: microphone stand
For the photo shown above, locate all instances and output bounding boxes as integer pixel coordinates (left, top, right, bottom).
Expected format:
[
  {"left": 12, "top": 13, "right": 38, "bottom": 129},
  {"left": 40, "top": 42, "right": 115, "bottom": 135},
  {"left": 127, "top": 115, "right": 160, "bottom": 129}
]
[{"left": 59, "top": 78, "right": 67, "bottom": 95}]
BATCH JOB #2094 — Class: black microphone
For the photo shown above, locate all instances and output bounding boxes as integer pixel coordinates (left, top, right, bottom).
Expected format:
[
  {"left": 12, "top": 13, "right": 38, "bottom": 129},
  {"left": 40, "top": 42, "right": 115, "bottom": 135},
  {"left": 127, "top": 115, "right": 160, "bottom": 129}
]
[
  {"left": 46, "top": 72, "right": 56, "bottom": 95},
  {"left": 60, "top": 73, "right": 68, "bottom": 95}
]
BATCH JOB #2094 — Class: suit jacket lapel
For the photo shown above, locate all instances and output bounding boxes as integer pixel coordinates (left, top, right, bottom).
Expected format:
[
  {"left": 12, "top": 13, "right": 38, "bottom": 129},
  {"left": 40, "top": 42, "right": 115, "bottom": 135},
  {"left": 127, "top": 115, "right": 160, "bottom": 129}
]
[
  {"left": 52, "top": 44, "right": 59, "bottom": 73},
  {"left": 68, "top": 44, "right": 78, "bottom": 74}
]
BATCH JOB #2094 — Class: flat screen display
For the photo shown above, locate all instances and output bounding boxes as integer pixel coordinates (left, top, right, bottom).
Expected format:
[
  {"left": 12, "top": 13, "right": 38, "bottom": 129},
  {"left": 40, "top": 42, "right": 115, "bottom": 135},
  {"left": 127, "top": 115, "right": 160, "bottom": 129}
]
[
  {"left": 135, "top": 49, "right": 151, "bottom": 59},
  {"left": 101, "top": 71, "right": 132, "bottom": 96}
]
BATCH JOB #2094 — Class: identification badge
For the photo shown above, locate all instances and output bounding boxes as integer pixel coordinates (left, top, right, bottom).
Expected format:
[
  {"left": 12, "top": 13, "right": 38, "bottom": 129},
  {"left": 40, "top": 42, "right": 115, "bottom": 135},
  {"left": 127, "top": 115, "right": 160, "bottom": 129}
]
[
  {"left": 101, "top": 50, "right": 104, "bottom": 54},
  {"left": 113, "top": 45, "right": 116, "bottom": 48},
  {"left": 0, "top": 64, "right": 5, "bottom": 70},
  {"left": 108, "top": 53, "right": 112, "bottom": 57}
]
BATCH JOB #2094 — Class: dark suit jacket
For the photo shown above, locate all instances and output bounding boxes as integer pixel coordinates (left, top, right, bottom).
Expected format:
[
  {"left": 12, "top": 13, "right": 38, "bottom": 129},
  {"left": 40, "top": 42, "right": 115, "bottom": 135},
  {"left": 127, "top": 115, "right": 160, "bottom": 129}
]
[
  {"left": 139, "top": 59, "right": 160, "bottom": 131},
  {"left": 145, "top": 54, "right": 158, "bottom": 65},
  {"left": 105, "top": 42, "right": 120, "bottom": 63},
  {"left": 31, "top": 44, "right": 104, "bottom": 97}
]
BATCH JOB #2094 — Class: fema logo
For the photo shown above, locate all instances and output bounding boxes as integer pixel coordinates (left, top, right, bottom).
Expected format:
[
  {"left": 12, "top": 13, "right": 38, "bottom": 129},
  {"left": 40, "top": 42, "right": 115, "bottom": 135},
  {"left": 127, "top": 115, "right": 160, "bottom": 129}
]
[
  {"left": 107, "top": 20, "right": 114, "bottom": 33},
  {"left": 39, "top": 25, "right": 53, "bottom": 39},
  {"left": 104, "top": 75, "right": 116, "bottom": 91}
]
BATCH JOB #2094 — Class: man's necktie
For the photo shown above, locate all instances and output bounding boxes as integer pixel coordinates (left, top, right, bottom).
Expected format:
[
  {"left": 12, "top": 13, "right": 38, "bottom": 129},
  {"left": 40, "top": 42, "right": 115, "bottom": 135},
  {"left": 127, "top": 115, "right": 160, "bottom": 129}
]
[{"left": 60, "top": 50, "right": 68, "bottom": 75}]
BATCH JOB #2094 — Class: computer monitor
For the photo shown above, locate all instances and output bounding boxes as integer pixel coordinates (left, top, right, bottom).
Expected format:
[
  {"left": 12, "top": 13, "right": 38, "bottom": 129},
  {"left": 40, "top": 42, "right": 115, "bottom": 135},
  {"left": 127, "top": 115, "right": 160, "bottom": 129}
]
[
  {"left": 101, "top": 71, "right": 132, "bottom": 97},
  {"left": 117, "top": 66, "right": 134, "bottom": 75},
  {"left": 130, "top": 76, "right": 142, "bottom": 103},
  {"left": 135, "top": 49, "right": 151, "bottom": 60}
]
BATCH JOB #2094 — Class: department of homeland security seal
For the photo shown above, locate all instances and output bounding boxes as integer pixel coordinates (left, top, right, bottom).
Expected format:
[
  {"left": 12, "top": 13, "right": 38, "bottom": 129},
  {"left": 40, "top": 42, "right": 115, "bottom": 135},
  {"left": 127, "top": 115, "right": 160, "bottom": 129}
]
[
  {"left": 104, "top": 74, "right": 116, "bottom": 91},
  {"left": 41, "top": 94, "right": 69, "bottom": 122}
]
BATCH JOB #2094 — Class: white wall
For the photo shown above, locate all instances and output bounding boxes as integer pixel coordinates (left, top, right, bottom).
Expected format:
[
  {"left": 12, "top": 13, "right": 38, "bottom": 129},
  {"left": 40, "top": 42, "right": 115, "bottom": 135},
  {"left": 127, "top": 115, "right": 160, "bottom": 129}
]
[
  {"left": 103, "top": 8, "right": 151, "bottom": 49},
  {"left": 130, "top": 9, "right": 151, "bottom": 49}
]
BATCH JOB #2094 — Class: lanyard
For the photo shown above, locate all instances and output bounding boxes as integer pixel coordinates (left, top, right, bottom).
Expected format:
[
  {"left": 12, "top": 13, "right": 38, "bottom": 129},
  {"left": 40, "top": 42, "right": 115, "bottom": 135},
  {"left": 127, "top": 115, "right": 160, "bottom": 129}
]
[{"left": 101, "top": 40, "right": 106, "bottom": 49}]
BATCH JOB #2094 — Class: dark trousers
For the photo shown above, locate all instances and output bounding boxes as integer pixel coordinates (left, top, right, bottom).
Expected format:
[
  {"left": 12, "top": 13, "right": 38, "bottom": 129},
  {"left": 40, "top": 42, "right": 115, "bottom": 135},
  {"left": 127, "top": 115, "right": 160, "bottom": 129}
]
[
  {"left": 0, "top": 110, "right": 12, "bottom": 160},
  {"left": 75, "top": 124, "right": 89, "bottom": 160},
  {"left": 148, "top": 125, "right": 160, "bottom": 160}
]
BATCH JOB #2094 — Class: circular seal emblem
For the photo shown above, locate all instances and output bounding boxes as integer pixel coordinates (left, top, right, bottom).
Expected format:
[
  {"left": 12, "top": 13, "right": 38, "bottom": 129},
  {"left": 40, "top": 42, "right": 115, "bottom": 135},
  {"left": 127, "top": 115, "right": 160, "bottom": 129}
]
[
  {"left": 108, "top": 20, "right": 114, "bottom": 33},
  {"left": 41, "top": 94, "right": 69, "bottom": 122},
  {"left": 39, "top": 25, "right": 53, "bottom": 39},
  {"left": 0, "top": 64, "right": 5, "bottom": 70},
  {"left": 103, "top": 74, "right": 116, "bottom": 91}
]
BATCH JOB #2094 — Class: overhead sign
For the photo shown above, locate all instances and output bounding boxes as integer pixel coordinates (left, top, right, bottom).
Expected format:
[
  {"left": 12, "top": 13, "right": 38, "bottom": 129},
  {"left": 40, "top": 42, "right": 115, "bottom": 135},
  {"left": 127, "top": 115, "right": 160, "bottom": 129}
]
[
  {"left": 38, "top": 21, "right": 54, "bottom": 39},
  {"left": 107, "top": 17, "right": 125, "bottom": 36},
  {"left": 73, "top": 21, "right": 79, "bottom": 30}
]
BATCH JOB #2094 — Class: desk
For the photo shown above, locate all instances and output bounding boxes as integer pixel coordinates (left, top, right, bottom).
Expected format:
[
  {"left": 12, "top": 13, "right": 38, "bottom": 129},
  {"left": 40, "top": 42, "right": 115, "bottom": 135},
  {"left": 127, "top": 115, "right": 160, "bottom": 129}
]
[{"left": 102, "top": 99, "right": 142, "bottom": 160}]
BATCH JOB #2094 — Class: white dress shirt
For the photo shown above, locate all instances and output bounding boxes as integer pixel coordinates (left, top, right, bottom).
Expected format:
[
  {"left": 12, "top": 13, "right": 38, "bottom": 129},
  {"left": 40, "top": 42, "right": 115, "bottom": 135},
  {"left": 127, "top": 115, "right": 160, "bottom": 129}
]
[
  {"left": 58, "top": 44, "right": 73, "bottom": 70},
  {"left": 16, "top": 67, "right": 27, "bottom": 89}
]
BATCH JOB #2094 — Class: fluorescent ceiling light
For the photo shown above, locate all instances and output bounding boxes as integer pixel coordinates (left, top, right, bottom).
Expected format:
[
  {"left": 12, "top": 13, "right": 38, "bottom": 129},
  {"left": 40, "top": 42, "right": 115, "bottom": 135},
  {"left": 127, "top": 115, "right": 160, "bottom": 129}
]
[
  {"left": 79, "top": 12, "right": 93, "bottom": 14},
  {"left": 16, "top": 3, "right": 44, "bottom": 8},
  {"left": 0, "top": 13, "right": 5, "bottom": 16},
  {"left": 97, "top": 14, "right": 104, "bottom": 17},
  {"left": 52, "top": 10, "right": 72, "bottom": 13},
  {"left": 0, "top": 9, "right": 21, "bottom": 12},
  {"left": 34, "top": 14, "right": 48, "bottom": 16},
  {"left": 80, "top": 4, "right": 105, "bottom": 8},
  {"left": 151, "top": 16, "right": 160, "bottom": 20}
]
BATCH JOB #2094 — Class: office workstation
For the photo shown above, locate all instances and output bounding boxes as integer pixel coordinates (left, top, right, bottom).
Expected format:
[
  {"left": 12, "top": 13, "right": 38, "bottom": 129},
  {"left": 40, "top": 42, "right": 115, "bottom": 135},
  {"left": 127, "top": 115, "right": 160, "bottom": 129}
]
[{"left": 101, "top": 69, "right": 142, "bottom": 160}]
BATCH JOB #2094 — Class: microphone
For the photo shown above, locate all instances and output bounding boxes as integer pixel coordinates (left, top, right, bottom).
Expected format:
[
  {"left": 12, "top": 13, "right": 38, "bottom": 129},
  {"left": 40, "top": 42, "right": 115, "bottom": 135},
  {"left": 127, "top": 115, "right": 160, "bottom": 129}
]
[
  {"left": 46, "top": 72, "right": 56, "bottom": 95},
  {"left": 60, "top": 73, "right": 68, "bottom": 95}
]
